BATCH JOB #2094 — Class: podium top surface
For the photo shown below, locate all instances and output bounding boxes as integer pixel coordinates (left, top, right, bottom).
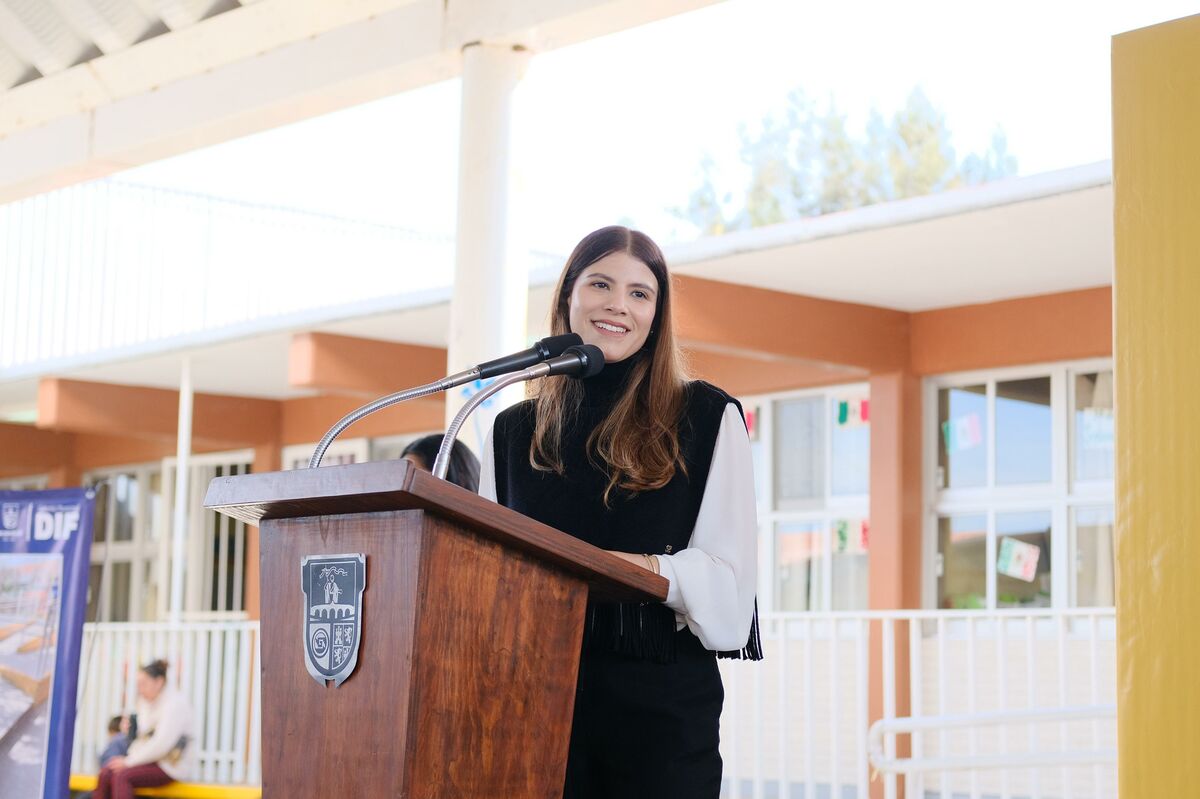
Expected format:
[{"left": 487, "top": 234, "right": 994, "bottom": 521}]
[{"left": 203, "top": 459, "right": 666, "bottom": 603}]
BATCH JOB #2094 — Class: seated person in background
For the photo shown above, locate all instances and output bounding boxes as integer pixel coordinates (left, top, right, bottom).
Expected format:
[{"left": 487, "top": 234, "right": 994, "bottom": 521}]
[
  {"left": 98, "top": 715, "right": 129, "bottom": 767},
  {"left": 401, "top": 434, "right": 481, "bottom": 492},
  {"left": 94, "top": 659, "right": 196, "bottom": 799}
]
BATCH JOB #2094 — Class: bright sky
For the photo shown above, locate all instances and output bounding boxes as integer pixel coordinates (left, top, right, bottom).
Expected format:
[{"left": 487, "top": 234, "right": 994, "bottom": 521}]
[{"left": 123, "top": 0, "right": 1200, "bottom": 256}]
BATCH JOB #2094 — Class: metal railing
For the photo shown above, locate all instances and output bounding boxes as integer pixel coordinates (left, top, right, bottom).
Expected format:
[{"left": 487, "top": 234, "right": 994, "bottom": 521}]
[
  {"left": 70, "top": 609, "right": 1116, "bottom": 795},
  {"left": 0, "top": 179, "right": 567, "bottom": 375},
  {"left": 718, "top": 608, "right": 1117, "bottom": 799},
  {"left": 72, "top": 620, "right": 261, "bottom": 785}
]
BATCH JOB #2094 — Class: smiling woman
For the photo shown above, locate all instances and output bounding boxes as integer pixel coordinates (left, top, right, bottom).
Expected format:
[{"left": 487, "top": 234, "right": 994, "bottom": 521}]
[{"left": 479, "top": 225, "right": 761, "bottom": 798}]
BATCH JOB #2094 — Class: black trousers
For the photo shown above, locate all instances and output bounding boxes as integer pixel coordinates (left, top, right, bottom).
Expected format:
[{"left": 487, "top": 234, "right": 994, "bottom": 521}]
[{"left": 563, "top": 630, "right": 724, "bottom": 799}]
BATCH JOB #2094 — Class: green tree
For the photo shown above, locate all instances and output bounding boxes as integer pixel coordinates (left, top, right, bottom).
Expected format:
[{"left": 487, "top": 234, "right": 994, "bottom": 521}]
[{"left": 676, "top": 86, "right": 1018, "bottom": 235}]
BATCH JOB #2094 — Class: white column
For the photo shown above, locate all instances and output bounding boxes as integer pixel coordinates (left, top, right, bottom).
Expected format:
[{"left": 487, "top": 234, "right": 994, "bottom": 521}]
[
  {"left": 446, "top": 41, "right": 532, "bottom": 456},
  {"left": 169, "top": 356, "right": 193, "bottom": 622}
]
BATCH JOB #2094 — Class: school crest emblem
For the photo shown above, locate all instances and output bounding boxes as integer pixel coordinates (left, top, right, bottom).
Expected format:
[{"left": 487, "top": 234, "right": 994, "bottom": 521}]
[
  {"left": 301, "top": 553, "right": 366, "bottom": 687},
  {"left": 0, "top": 503, "right": 21, "bottom": 534}
]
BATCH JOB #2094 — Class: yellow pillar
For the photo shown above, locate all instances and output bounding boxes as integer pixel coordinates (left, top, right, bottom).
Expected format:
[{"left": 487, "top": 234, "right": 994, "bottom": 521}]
[{"left": 1112, "top": 14, "right": 1200, "bottom": 795}]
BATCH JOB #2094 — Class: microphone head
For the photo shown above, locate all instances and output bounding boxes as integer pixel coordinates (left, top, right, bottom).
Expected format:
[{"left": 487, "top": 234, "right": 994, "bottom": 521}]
[
  {"left": 535, "top": 333, "right": 583, "bottom": 359},
  {"left": 542, "top": 344, "right": 605, "bottom": 378},
  {"left": 568, "top": 344, "right": 605, "bottom": 378}
]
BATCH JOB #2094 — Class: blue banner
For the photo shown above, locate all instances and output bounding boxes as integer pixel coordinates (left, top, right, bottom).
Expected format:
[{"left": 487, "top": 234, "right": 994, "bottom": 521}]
[{"left": 0, "top": 488, "right": 97, "bottom": 799}]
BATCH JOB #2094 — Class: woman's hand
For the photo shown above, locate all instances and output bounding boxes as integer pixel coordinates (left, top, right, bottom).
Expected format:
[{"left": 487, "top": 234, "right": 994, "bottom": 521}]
[
  {"left": 106, "top": 756, "right": 127, "bottom": 772},
  {"left": 606, "top": 550, "right": 659, "bottom": 573}
]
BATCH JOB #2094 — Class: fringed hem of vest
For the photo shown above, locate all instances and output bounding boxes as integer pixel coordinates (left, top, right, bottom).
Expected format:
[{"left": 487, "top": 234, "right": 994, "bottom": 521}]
[
  {"left": 584, "top": 602, "right": 680, "bottom": 664},
  {"left": 717, "top": 599, "right": 764, "bottom": 661}
]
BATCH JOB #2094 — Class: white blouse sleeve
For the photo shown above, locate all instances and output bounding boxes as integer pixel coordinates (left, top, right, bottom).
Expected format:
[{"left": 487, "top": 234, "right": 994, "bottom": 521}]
[
  {"left": 655, "top": 403, "right": 758, "bottom": 651},
  {"left": 478, "top": 425, "right": 498, "bottom": 502}
]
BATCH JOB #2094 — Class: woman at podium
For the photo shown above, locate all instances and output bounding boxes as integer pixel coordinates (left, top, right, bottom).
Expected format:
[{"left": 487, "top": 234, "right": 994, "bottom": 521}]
[{"left": 480, "top": 225, "right": 760, "bottom": 798}]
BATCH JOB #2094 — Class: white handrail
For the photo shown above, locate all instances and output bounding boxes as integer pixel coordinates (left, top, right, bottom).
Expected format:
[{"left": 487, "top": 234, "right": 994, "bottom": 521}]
[{"left": 868, "top": 705, "right": 1117, "bottom": 775}]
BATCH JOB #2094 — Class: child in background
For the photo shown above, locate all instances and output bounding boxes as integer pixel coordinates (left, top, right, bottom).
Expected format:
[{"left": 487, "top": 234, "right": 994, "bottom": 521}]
[{"left": 98, "top": 715, "right": 129, "bottom": 767}]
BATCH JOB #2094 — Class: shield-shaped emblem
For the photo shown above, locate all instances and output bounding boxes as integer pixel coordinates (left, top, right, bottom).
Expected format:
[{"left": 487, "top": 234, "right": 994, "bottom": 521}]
[
  {"left": 301, "top": 553, "right": 366, "bottom": 687},
  {"left": 1, "top": 503, "right": 21, "bottom": 532}
]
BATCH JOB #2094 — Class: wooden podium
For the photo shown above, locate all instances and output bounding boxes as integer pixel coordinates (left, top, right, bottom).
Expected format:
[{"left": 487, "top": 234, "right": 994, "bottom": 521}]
[{"left": 204, "top": 460, "right": 665, "bottom": 798}]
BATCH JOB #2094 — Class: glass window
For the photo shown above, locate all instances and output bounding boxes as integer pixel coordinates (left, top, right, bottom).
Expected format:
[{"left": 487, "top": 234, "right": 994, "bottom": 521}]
[
  {"left": 774, "top": 396, "right": 824, "bottom": 505},
  {"left": 1074, "top": 371, "right": 1115, "bottom": 483},
  {"left": 937, "top": 385, "right": 987, "bottom": 489},
  {"left": 830, "top": 397, "right": 869, "bottom": 496},
  {"left": 148, "top": 471, "right": 164, "bottom": 541},
  {"left": 86, "top": 563, "right": 103, "bottom": 622},
  {"left": 995, "top": 377, "right": 1052, "bottom": 485},
  {"left": 108, "top": 561, "right": 132, "bottom": 621},
  {"left": 938, "top": 514, "right": 987, "bottom": 609},
  {"left": 1071, "top": 506, "right": 1115, "bottom": 607},
  {"left": 996, "top": 510, "right": 1052, "bottom": 608},
  {"left": 776, "top": 521, "right": 825, "bottom": 611},
  {"left": 831, "top": 517, "right": 869, "bottom": 610},
  {"left": 113, "top": 473, "right": 137, "bottom": 542}
]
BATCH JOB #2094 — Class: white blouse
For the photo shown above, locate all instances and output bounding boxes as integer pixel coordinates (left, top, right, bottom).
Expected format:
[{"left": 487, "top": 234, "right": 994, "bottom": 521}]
[{"left": 479, "top": 402, "right": 758, "bottom": 652}]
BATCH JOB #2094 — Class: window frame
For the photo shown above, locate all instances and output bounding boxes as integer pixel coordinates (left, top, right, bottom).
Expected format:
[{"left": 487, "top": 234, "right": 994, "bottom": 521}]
[
  {"left": 923, "top": 358, "right": 1115, "bottom": 611},
  {"left": 741, "top": 381, "right": 871, "bottom": 614}
]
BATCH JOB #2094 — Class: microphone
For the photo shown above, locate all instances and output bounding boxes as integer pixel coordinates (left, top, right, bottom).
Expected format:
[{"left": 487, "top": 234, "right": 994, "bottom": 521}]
[
  {"left": 477, "top": 333, "right": 582, "bottom": 379},
  {"left": 432, "top": 345, "right": 605, "bottom": 479},
  {"left": 308, "top": 333, "right": 585, "bottom": 468},
  {"left": 540, "top": 344, "right": 605, "bottom": 379}
]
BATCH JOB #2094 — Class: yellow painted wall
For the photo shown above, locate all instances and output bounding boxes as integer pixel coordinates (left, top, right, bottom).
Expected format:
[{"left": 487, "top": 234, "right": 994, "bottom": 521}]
[{"left": 1112, "top": 13, "right": 1200, "bottom": 795}]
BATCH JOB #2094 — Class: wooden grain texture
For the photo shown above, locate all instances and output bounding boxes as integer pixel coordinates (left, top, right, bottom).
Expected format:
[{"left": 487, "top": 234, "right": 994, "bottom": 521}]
[
  {"left": 405, "top": 515, "right": 587, "bottom": 798},
  {"left": 205, "top": 460, "right": 665, "bottom": 603},
  {"left": 259, "top": 511, "right": 423, "bottom": 798}
]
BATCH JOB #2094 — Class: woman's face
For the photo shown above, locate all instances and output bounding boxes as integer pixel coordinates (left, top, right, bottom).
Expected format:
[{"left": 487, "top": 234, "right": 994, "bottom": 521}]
[
  {"left": 566, "top": 251, "right": 659, "bottom": 364},
  {"left": 136, "top": 672, "right": 164, "bottom": 702}
]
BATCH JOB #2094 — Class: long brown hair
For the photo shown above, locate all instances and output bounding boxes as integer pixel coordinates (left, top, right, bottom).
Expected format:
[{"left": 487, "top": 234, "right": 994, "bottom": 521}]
[{"left": 531, "top": 226, "right": 689, "bottom": 503}]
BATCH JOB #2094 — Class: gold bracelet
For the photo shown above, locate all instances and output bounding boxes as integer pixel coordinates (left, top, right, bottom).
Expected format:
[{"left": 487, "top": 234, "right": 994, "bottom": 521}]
[{"left": 644, "top": 553, "right": 660, "bottom": 575}]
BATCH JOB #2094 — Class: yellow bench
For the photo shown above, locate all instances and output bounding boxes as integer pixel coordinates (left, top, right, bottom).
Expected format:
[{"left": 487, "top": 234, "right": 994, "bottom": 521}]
[{"left": 69, "top": 774, "right": 261, "bottom": 798}]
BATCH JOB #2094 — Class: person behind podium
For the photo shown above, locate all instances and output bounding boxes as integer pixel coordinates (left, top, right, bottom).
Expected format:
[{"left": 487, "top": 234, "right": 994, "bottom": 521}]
[
  {"left": 400, "top": 433, "right": 481, "bottom": 491},
  {"left": 480, "top": 225, "right": 760, "bottom": 798}
]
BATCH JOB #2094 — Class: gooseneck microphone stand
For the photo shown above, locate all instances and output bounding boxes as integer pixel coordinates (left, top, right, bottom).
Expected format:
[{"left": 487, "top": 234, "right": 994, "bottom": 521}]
[
  {"left": 432, "top": 345, "right": 604, "bottom": 480},
  {"left": 307, "top": 333, "right": 582, "bottom": 469}
]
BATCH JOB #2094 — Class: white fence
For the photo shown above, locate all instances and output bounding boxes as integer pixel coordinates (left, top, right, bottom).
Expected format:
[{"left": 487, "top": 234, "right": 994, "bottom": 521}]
[
  {"left": 719, "top": 608, "right": 1118, "bottom": 799},
  {"left": 72, "top": 621, "right": 261, "bottom": 785},
  {"left": 71, "top": 610, "right": 1116, "bottom": 795}
]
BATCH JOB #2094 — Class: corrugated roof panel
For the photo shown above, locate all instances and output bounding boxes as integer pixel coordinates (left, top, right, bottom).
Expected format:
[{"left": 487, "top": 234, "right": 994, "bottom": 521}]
[
  {"left": 47, "top": 0, "right": 161, "bottom": 54},
  {"left": 0, "top": 0, "right": 96, "bottom": 75},
  {"left": 0, "top": 38, "right": 32, "bottom": 89}
]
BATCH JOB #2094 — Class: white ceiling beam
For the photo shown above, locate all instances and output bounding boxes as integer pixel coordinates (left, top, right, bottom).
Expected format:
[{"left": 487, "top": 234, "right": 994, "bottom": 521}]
[
  {"left": 0, "top": 0, "right": 718, "bottom": 203},
  {"left": 45, "top": 0, "right": 160, "bottom": 55},
  {"left": 0, "top": 39, "right": 29, "bottom": 89},
  {"left": 0, "top": 0, "right": 94, "bottom": 75},
  {"left": 150, "top": 0, "right": 234, "bottom": 30}
]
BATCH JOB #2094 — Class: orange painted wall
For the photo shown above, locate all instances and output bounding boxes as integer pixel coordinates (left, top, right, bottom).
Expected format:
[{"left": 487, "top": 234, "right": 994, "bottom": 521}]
[
  {"left": 280, "top": 395, "right": 444, "bottom": 446},
  {"left": 675, "top": 275, "right": 910, "bottom": 372},
  {"left": 290, "top": 333, "right": 447, "bottom": 397},
  {"left": 910, "top": 286, "right": 1112, "bottom": 375}
]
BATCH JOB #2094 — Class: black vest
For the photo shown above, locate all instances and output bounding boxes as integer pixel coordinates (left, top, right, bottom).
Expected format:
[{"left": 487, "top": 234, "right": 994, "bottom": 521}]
[{"left": 491, "top": 355, "right": 761, "bottom": 663}]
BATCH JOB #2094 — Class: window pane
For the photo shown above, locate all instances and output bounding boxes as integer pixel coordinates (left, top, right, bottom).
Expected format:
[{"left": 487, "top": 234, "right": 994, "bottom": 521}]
[
  {"left": 142, "top": 560, "right": 160, "bottom": 621},
  {"left": 776, "top": 521, "right": 825, "bottom": 611},
  {"left": 996, "top": 377, "right": 1052, "bottom": 485},
  {"left": 937, "top": 386, "right": 987, "bottom": 489},
  {"left": 831, "top": 396, "right": 869, "bottom": 496},
  {"left": 113, "top": 473, "right": 137, "bottom": 542},
  {"left": 831, "top": 518, "right": 869, "bottom": 610},
  {"left": 1075, "top": 371, "right": 1115, "bottom": 482},
  {"left": 1072, "top": 506, "right": 1115, "bottom": 607},
  {"left": 86, "top": 564, "right": 103, "bottom": 622},
  {"left": 774, "top": 397, "right": 824, "bottom": 505},
  {"left": 996, "top": 510, "right": 1052, "bottom": 608},
  {"left": 148, "top": 471, "right": 164, "bottom": 542},
  {"left": 110, "top": 562, "right": 131, "bottom": 621},
  {"left": 938, "top": 514, "right": 987, "bottom": 608}
]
